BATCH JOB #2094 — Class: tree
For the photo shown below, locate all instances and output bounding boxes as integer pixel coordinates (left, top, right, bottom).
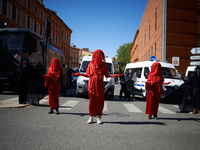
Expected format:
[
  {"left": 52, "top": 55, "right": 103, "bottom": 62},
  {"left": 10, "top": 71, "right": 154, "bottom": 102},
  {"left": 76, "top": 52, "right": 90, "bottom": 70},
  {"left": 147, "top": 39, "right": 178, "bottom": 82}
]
[{"left": 116, "top": 42, "right": 132, "bottom": 71}]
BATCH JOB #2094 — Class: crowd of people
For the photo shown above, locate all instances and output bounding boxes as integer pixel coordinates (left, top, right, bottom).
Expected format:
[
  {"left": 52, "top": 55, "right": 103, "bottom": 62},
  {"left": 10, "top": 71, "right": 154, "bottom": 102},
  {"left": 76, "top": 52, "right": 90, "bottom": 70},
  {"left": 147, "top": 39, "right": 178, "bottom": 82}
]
[{"left": 17, "top": 50, "right": 200, "bottom": 124}]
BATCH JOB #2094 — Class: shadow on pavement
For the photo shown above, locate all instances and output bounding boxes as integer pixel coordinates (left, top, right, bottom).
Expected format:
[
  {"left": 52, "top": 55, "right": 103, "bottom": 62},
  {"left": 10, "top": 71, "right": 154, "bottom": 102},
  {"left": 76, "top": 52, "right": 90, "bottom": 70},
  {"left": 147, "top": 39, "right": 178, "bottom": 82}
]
[
  {"left": 158, "top": 117, "right": 200, "bottom": 122},
  {"left": 103, "top": 121, "right": 166, "bottom": 125}
]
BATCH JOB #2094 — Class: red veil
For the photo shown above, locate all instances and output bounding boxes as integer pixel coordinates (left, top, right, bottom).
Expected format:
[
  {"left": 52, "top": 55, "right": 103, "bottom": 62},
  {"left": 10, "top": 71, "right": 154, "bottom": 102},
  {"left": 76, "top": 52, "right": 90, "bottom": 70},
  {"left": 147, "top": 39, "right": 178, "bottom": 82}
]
[
  {"left": 43, "top": 58, "right": 63, "bottom": 109},
  {"left": 73, "top": 49, "right": 122, "bottom": 117},
  {"left": 145, "top": 62, "right": 164, "bottom": 116}
]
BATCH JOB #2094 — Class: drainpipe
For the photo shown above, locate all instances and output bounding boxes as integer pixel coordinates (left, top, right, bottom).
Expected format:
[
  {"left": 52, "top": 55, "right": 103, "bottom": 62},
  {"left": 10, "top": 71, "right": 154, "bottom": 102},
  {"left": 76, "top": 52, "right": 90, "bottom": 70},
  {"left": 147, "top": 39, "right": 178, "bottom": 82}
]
[{"left": 162, "top": 0, "right": 167, "bottom": 62}]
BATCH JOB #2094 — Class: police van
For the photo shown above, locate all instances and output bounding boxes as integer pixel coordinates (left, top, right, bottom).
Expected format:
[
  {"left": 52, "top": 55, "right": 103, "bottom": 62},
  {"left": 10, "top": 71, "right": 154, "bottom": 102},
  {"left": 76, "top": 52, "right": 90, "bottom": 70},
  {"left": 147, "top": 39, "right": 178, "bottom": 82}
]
[
  {"left": 125, "top": 61, "right": 184, "bottom": 99},
  {"left": 185, "top": 66, "right": 196, "bottom": 79},
  {"left": 76, "top": 56, "right": 115, "bottom": 100}
]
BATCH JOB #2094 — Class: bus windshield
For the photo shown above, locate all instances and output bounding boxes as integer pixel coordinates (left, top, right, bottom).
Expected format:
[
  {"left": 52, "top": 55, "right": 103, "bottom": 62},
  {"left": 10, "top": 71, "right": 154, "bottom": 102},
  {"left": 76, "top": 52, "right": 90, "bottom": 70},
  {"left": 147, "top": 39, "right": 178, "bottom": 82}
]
[{"left": 80, "top": 61, "right": 113, "bottom": 75}]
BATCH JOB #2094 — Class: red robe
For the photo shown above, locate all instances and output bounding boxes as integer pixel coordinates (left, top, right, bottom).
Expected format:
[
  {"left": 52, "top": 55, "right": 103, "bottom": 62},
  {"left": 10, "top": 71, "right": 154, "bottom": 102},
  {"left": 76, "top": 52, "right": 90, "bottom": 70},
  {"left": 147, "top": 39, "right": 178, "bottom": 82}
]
[
  {"left": 73, "top": 49, "right": 122, "bottom": 117},
  {"left": 43, "top": 58, "right": 63, "bottom": 109},
  {"left": 145, "top": 62, "right": 164, "bottom": 116},
  {"left": 86, "top": 62, "right": 108, "bottom": 117}
]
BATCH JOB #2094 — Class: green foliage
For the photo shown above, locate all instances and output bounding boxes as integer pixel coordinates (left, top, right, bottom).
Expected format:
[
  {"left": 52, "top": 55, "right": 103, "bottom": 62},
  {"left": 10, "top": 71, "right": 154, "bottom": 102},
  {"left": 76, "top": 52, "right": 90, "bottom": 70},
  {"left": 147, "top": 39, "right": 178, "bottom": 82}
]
[{"left": 116, "top": 42, "right": 132, "bottom": 71}]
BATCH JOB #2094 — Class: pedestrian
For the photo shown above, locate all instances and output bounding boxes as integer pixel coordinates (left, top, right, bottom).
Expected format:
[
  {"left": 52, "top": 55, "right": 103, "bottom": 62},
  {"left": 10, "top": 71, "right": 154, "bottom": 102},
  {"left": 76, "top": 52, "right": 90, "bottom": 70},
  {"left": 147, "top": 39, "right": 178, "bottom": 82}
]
[
  {"left": 17, "top": 57, "right": 31, "bottom": 104},
  {"left": 189, "top": 66, "right": 200, "bottom": 114},
  {"left": 61, "top": 62, "right": 71, "bottom": 96},
  {"left": 125, "top": 69, "right": 135, "bottom": 101},
  {"left": 119, "top": 73, "right": 127, "bottom": 100},
  {"left": 73, "top": 49, "right": 122, "bottom": 124},
  {"left": 145, "top": 62, "right": 168, "bottom": 119},
  {"left": 43, "top": 58, "right": 63, "bottom": 115}
]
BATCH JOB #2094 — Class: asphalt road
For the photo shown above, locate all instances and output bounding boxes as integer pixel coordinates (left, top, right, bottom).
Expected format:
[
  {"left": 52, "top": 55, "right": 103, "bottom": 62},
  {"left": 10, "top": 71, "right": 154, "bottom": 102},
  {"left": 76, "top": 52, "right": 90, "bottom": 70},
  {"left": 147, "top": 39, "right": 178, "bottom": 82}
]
[{"left": 0, "top": 84, "right": 200, "bottom": 150}]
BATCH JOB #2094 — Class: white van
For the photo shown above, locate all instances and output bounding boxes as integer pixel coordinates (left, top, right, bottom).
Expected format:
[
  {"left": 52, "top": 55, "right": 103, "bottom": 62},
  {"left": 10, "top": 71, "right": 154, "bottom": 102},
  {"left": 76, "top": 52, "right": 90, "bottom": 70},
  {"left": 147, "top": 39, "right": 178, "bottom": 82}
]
[
  {"left": 125, "top": 61, "right": 184, "bottom": 99},
  {"left": 185, "top": 66, "right": 196, "bottom": 79},
  {"left": 76, "top": 56, "right": 115, "bottom": 100}
]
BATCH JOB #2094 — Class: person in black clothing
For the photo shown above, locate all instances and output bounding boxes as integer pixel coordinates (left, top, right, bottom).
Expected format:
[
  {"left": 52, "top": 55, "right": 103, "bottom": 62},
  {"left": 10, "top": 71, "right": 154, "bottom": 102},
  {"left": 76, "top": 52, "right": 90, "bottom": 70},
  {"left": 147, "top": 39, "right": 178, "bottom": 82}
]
[
  {"left": 17, "top": 58, "right": 31, "bottom": 104},
  {"left": 125, "top": 69, "right": 135, "bottom": 101},
  {"left": 189, "top": 66, "right": 200, "bottom": 114},
  {"left": 119, "top": 74, "right": 127, "bottom": 100}
]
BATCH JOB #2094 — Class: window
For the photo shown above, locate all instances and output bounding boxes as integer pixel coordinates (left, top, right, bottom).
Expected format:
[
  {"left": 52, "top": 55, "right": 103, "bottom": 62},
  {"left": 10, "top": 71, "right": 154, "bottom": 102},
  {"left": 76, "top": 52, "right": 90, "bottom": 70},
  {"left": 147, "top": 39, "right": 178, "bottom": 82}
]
[
  {"left": 146, "top": 52, "right": 147, "bottom": 60},
  {"left": 114, "top": 66, "right": 118, "bottom": 69},
  {"left": 2, "top": 0, "right": 7, "bottom": 16},
  {"left": 149, "top": 21, "right": 151, "bottom": 39},
  {"left": 126, "top": 68, "right": 142, "bottom": 79},
  {"left": 34, "top": 20, "right": 37, "bottom": 33},
  {"left": 27, "top": 1, "right": 30, "bottom": 10},
  {"left": 12, "top": 6, "right": 17, "bottom": 22},
  {"left": 27, "top": 16, "right": 30, "bottom": 29},
  {"left": 40, "top": 11, "right": 43, "bottom": 20},
  {"left": 40, "top": 24, "right": 43, "bottom": 36},
  {"left": 155, "top": 7, "right": 157, "bottom": 31},
  {"left": 144, "top": 67, "right": 150, "bottom": 79},
  {"left": 34, "top": 5, "right": 37, "bottom": 15},
  {"left": 151, "top": 46, "right": 153, "bottom": 56},
  {"left": 19, "top": 11, "right": 24, "bottom": 26},
  {"left": 154, "top": 43, "right": 156, "bottom": 56},
  {"left": 144, "top": 31, "right": 146, "bottom": 46}
]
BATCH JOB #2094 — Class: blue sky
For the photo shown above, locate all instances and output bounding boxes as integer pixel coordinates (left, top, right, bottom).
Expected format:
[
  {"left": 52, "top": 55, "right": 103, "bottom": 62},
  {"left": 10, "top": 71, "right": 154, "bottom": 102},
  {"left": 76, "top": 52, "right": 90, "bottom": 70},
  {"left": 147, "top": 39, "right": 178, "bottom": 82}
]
[{"left": 43, "top": 0, "right": 148, "bottom": 58}]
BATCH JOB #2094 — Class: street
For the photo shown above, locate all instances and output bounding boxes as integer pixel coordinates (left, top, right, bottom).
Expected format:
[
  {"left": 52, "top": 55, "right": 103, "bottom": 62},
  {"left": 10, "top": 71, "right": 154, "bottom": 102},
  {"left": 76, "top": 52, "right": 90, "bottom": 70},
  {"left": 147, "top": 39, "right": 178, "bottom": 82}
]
[{"left": 0, "top": 84, "right": 200, "bottom": 150}]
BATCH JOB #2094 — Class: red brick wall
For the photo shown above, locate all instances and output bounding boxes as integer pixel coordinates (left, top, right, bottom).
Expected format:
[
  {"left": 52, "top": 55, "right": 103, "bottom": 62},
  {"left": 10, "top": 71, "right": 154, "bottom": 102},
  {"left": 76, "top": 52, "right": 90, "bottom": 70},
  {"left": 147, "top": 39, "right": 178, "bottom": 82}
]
[
  {"left": 166, "top": 0, "right": 198, "bottom": 75},
  {"left": 130, "top": 0, "right": 199, "bottom": 76}
]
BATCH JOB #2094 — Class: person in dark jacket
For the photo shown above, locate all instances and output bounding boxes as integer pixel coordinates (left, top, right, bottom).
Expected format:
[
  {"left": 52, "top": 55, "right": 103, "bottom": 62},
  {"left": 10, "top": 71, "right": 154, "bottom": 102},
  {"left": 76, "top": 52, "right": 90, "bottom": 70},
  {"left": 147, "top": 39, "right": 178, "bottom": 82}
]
[
  {"left": 17, "top": 58, "right": 31, "bottom": 104},
  {"left": 189, "top": 66, "right": 200, "bottom": 114},
  {"left": 125, "top": 69, "right": 135, "bottom": 101},
  {"left": 119, "top": 73, "right": 127, "bottom": 100}
]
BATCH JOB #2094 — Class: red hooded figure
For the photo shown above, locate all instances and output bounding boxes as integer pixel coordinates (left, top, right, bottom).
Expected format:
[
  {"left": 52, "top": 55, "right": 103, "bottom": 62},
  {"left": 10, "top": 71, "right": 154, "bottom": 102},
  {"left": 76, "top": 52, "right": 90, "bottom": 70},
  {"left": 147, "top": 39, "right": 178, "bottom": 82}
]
[
  {"left": 145, "top": 62, "right": 164, "bottom": 119},
  {"left": 43, "top": 58, "right": 63, "bottom": 114},
  {"left": 73, "top": 49, "right": 122, "bottom": 124}
]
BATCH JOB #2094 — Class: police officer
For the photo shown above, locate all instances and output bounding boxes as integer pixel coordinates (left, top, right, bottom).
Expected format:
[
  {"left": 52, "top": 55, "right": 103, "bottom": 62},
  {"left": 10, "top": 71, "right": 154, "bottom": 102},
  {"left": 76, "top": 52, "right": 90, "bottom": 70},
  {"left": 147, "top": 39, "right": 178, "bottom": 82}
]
[
  {"left": 119, "top": 73, "right": 127, "bottom": 100},
  {"left": 125, "top": 69, "right": 135, "bottom": 101}
]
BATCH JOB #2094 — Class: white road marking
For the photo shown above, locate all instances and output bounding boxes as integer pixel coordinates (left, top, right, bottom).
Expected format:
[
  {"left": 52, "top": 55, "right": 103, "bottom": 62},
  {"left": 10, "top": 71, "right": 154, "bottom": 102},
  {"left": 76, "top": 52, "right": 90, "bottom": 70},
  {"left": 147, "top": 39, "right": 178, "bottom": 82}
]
[
  {"left": 103, "top": 102, "right": 107, "bottom": 112},
  {"left": 172, "top": 105, "right": 179, "bottom": 108},
  {"left": 123, "top": 103, "right": 142, "bottom": 113},
  {"left": 158, "top": 106, "right": 176, "bottom": 114},
  {"left": 59, "top": 100, "right": 79, "bottom": 110}
]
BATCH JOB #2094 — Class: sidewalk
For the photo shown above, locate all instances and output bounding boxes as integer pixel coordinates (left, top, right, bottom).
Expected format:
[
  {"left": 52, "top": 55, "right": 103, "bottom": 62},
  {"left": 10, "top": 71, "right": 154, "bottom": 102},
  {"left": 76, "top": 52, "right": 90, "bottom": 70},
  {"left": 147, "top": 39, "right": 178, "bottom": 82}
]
[{"left": 0, "top": 96, "right": 49, "bottom": 108}]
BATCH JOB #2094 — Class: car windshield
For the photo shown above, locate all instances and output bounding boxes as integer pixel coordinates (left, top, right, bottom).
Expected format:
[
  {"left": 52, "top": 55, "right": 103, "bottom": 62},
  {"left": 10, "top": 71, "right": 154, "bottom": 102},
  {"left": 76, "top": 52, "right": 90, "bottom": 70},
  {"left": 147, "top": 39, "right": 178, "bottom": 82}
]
[
  {"left": 80, "top": 61, "right": 113, "bottom": 74},
  {"left": 162, "top": 67, "right": 180, "bottom": 79}
]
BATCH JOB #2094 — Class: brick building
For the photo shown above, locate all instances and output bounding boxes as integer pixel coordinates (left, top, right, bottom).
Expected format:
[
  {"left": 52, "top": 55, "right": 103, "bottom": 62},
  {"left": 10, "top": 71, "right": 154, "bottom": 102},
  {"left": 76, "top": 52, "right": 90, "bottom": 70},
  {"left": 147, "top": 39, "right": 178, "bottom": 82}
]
[
  {"left": 0, "top": 0, "right": 72, "bottom": 64},
  {"left": 131, "top": 0, "right": 199, "bottom": 76},
  {"left": 70, "top": 45, "right": 79, "bottom": 69},
  {"left": 112, "top": 57, "right": 120, "bottom": 74}
]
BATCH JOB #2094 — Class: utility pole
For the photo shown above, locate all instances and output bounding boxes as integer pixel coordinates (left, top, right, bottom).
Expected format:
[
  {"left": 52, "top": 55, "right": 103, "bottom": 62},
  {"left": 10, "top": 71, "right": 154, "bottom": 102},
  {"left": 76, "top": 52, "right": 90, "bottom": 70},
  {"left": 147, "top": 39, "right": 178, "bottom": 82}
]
[{"left": 44, "top": 18, "right": 51, "bottom": 74}]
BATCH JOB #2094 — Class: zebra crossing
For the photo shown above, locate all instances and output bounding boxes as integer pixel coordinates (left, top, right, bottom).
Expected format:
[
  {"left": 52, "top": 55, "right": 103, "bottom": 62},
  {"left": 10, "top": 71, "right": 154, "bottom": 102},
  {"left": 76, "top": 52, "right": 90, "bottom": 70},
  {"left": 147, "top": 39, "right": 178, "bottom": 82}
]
[{"left": 40, "top": 98, "right": 180, "bottom": 114}]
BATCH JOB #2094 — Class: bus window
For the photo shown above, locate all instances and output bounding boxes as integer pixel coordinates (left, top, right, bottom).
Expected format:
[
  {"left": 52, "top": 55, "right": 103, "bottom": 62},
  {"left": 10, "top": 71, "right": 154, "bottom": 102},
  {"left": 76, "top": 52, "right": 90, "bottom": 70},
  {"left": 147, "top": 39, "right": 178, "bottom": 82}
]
[{"left": 144, "top": 67, "right": 150, "bottom": 79}]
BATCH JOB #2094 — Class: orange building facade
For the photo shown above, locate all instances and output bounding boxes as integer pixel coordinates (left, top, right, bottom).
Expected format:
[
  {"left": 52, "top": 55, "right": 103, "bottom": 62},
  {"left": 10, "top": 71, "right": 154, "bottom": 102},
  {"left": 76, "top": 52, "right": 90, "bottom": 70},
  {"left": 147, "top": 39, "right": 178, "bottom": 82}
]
[
  {"left": 131, "top": 0, "right": 199, "bottom": 76},
  {"left": 0, "top": 0, "right": 72, "bottom": 64},
  {"left": 70, "top": 45, "right": 79, "bottom": 69}
]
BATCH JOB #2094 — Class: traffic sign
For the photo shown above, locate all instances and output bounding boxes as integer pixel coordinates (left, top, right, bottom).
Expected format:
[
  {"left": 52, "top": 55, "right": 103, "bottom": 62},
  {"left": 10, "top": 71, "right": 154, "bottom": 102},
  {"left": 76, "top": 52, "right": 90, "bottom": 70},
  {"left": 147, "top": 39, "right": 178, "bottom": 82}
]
[
  {"left": 190, "top": 55, "right": 200, "bottom": 60},
  {"left": 150, "top": 56, "right": 157, "bottom": 61},
  {"left": 172, "top": 57, "right": 179, "bottom": 66},
  {"left": 190, "top": 48, "right": 200, "bottom": 54},
  {"left": 190, "top": 61, "right": 200, "bottom": 65}
]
